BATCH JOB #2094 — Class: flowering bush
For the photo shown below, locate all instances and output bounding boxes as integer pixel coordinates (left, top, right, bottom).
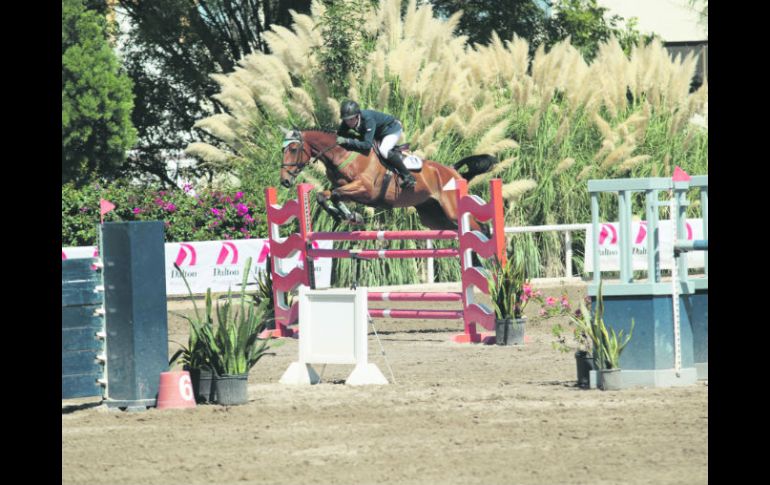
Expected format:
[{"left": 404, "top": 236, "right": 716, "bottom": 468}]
[
  {"left": 533, "top": 292, "right": 576, "bottom": 319},
  {"left": 550, "top": 294, "right": 594, "bottom": 354},
  {"left": 62, "top": 178, "right": 268, "bottom": 246}
]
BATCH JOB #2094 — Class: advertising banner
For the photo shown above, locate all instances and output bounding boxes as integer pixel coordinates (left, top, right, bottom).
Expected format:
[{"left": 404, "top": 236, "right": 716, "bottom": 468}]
[
  {"left": 62, "top": 238, "right": 333, "bottom": 295},
  {"left": 584, "top": 218, "right": 705, "bottom": 273}
]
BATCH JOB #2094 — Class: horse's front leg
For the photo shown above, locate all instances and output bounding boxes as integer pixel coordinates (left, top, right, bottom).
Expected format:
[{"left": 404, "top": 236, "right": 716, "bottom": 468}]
[
  {"left": 331, "top": 181, "right": 370, "bottom": 225},
  {"left": 316, "top": 191, "right": 344, "bottom": 222}
]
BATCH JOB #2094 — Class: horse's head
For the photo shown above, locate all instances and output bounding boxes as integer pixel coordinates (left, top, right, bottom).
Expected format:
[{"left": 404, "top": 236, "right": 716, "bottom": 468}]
[{"left": 280, "top": 128, "right": 309, "bottom": 188}]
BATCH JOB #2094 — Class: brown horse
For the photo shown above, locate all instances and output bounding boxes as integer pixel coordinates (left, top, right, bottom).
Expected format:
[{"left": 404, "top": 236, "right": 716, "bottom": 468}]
[{"left": 279, "top": 128, "right": 497, "bottom": 231}]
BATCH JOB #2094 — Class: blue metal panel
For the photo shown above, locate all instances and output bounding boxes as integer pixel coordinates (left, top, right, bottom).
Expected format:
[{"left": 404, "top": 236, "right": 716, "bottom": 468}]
[
  {"left": 101, "top": 221, "right": 168, "bottom": 403},
  {"left": 62, "top": 305, "right": 102, "bottom": 329},
  {"left": 62, "top": 327, "right": 102, "bottom": 352},
  {"left": 62, "top": 350, "right": 103, "bottom": 377},
  {"left": 595, "top": 295, "right": 695, "bottom": 371},
  {"left": 684, "top": 290, "right": 708, "bottom": 364},
  {"left": 61, "top": 375, "right": 103, "bottom": 399},
  {"left": 62, "top": 258, "right": 104, "bottom": 400},
  {"left": 62, "top": 258, "right": 100, "bottom": 282},
  {"left": 62, "top": 281, "right": 103, "bottom": 307}
]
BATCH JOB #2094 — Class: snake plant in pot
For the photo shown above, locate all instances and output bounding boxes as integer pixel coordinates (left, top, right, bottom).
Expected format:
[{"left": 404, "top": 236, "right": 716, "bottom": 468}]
[
  {"left": 205, "top": 257, "right": 277, "bottom": 405},
  {"left": 170, "top": 257, "right": 278, "bottom": 405},
  {"left": 484, "top": 254, "right": 530, "bottom": 345},
  {"left": 569, "top": 280, "right": 635, "bottom": 390},
  {"left": 169, "top": 265, "right": 218, "bottom": 403}
]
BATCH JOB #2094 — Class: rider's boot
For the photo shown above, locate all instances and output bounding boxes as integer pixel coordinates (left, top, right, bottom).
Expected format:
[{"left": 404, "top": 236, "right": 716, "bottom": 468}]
[{"left": 387, "top": 151, "right": 416, "bottom": 189}]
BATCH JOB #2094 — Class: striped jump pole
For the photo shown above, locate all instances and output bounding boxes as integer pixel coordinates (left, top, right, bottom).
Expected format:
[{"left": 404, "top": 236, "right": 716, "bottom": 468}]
[{"left": 265, "top": 178, "right": 505, "bottom": 344}]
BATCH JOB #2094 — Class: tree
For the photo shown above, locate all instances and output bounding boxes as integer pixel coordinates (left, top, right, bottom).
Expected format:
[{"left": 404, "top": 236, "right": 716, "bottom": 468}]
[
  {"left": 315, "top": 0, "right": 375, "bottom": 97},
  {"left": 429, "top": 0, "right": 653, "bottom": 60},
  {"left": 116, "top": 1, "right": 312, "bottom": 185},
  {"left": 62, "top": 0, "right": 137, "bottom": 186},
  {"left": 545, "top": 0, "right": 654, "bottom": 60},
  {"left": 430, "top": 0, "right": 549, "bottom": 49}
]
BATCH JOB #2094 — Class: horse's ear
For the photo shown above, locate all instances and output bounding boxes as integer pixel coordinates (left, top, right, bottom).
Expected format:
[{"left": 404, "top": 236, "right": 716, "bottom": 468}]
[{"left": 278, "top": 125, "right": 290, "bottom": 136}]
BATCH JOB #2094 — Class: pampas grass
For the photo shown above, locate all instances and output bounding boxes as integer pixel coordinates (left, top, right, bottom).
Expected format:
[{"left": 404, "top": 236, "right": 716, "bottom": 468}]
[{"left": 184, "top": 0, "right": 707, "bottom": 283}]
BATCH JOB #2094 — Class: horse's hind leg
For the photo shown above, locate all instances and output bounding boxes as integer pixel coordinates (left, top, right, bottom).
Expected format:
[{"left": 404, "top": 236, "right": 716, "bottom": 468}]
[{"left": 415, "top": 199, "right": 457, "bottom": 230}]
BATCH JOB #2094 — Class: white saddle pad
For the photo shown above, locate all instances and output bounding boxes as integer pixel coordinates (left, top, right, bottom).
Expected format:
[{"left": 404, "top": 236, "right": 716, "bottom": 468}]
[{"left": 403, "top": 154, "right": 423, "bottom": 170}]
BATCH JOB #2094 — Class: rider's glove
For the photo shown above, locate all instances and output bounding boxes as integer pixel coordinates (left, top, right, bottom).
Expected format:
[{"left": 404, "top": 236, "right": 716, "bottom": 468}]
[{"left": 336, "top": 136, "right": 347, "bottom": 145}]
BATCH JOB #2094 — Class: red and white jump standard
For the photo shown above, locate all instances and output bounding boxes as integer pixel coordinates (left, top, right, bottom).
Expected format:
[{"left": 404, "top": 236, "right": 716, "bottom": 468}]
[{"left": 264, "top": 178, "right": 507, "bottom": 343}]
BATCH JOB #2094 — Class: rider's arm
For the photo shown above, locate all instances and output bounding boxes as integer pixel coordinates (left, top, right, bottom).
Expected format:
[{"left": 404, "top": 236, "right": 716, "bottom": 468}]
[{"left": 342, "top": 114, "right": 376, "bottom": 152}]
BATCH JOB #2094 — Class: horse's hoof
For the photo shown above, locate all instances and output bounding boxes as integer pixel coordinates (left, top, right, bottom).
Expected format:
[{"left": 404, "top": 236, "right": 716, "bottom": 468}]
[{"left": 350, "top": 213, "right": 364, "bottom": 225}]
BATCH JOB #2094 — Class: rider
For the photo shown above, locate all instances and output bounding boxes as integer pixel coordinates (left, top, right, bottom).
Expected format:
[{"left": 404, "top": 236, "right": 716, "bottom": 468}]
[{"left": 335, "top": 100, "right": 416, "bottom": 189}]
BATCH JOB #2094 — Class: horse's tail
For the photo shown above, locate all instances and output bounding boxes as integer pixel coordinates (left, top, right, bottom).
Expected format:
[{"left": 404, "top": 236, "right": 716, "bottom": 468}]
[{"left": 453, "top": 154, "right": 498, "bottom": 182}]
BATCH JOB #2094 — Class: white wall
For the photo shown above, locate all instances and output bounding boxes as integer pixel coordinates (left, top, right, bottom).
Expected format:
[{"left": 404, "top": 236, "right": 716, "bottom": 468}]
[{"left": 598, "top": 0, "right": 707, "bottom": 42}]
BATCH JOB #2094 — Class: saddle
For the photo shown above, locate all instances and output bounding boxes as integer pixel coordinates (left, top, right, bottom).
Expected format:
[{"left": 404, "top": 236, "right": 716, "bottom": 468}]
[{"left": 373, "top": 142, "right": 424, "bottom": 171}]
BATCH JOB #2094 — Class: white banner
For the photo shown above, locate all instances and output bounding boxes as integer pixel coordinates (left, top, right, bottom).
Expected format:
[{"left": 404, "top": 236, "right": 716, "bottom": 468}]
[
  {"left": 62, "top": 238, "right": 333, "bottom": 295},
  {"left": 584, "top": 218, "right": 705, "bottom": 273}
]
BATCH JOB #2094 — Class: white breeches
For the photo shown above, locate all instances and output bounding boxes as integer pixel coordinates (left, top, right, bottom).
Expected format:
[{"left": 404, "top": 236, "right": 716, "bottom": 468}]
[{"left": 379, "top": 131, "right": 401, "bottom": 158}]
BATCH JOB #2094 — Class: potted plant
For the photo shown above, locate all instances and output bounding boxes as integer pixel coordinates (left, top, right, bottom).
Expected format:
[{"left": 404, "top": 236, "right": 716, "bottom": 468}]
[
  {"left": 551, "top": 301, "right": 595, "bottom": 389},
  {"left": 169, "top": 265, "right": 217, "bottom": 403},
  {"left": 205, "top": 257, "right": 278, "bottom": 405},
  {"left": 567, "top": 281, "right": 634, "bottom": 390},
  {"left": 170, "top": 257, "right": 278, "bottom": 405},
  {"left": 484, "top": 254, "right": 531, "bottom": 345}
]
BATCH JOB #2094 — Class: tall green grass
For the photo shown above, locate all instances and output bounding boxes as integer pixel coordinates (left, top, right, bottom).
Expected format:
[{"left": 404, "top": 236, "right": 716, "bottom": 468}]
[{"left": 188, "top": 0, "right": 708, "bottom": 284}]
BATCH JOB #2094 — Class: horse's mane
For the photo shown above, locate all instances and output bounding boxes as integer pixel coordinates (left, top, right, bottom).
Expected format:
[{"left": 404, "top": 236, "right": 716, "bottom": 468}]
[{"left": 295, "top": 127, "right": 337, "bottom": 135}]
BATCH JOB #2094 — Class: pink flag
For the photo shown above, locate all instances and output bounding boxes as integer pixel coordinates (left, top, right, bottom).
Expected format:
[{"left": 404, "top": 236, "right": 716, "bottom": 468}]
[
  {"left": 672, "top": 166, "right": 691, "bottom": 182},
  {"left": 100, "top": 199, "right": 116, "bottom": 223}
]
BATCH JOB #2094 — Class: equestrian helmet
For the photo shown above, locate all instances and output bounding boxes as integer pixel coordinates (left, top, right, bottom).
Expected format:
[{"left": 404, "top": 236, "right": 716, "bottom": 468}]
[{"left": 340, "top": 100, "right": 361, "bottom": 120}]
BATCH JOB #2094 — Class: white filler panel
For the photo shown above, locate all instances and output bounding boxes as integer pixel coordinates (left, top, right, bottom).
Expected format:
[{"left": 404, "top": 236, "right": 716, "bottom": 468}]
[{"left": 279, "top": 286, "right": 388, "bottom": 386}]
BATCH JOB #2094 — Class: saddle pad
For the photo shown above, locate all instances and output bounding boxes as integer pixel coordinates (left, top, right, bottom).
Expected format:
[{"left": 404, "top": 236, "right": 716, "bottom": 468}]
[{"left": 403, "top": 154, "right": 423, "bottom": 170}]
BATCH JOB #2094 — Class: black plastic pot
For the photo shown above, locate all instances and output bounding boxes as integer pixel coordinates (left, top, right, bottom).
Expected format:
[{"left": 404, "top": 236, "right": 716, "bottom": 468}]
[
  {"left": 495, "top": 318, "right": 525, "bottom": 345},
  {"left": 574, "top": 351, "right": 595, "bottom": 388},
  {"left": 213, "top": 373, "right": 249, "bottom": 405},
  {"left": 186, "top": 366, "right": 216, "bottom": 403}
]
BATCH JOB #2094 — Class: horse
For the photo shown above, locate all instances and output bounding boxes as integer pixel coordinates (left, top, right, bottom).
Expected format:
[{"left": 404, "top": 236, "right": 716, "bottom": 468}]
[{"left": 279, "top": 128, "right": 498, "bottom": 231}]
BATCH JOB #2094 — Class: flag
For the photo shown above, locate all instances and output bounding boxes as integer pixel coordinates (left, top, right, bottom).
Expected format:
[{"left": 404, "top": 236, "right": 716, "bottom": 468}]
[
  {"left": 672, "top": 166, "right": 691, "bottom": 182},
  {"left": 100, "top": 199, "right": 115, "bottom": 223}
]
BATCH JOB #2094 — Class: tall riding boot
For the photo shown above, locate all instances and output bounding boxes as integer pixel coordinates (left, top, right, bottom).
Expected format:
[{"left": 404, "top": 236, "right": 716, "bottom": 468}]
[{"left": 387, "top": 151, "right": 416, "bottom": 189}]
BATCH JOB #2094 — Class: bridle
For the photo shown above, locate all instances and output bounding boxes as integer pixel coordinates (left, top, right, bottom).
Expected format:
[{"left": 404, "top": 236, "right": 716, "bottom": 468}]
[{"left": 281, "top": 131, "right": 338, "bottom": 179}]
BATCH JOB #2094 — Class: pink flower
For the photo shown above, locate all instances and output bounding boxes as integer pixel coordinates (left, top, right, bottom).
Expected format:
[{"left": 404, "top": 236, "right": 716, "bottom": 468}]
[
  {"left": 522, "top": 283, "right": 533, "bottom": 297},
  {"left": 546, "top": 296, "right": 556, "bottom": 306},
  {"left": 236, "top": 203, "right": 249, "bottom": 216},
  {"left": 164, "top": 203, "right": 176, "bottom": 212},
  {"left": 132, "top": 207, "right": 143, "bottom": 214},
  {"left": 234, "top": 191, "right": 244, "bottom": 200},
  {"left": 539, "top": 308, "right": 546, "bottom": 316},
  {"left": 561, "top": 296, "right": 570, "bottom": 308},
  {"left": 210, "top": 208, "right": 221, "bottom": 217},
  {"left": 183, "top": 183, "right": 193, "bottom": 193},
  {"left": 244, "top": 214, "right": 254, "bottom": 224}
]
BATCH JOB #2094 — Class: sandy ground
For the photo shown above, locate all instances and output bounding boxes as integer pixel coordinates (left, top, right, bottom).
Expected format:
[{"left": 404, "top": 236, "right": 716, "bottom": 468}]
[{"left": 62, "top": 281, "right": 708, "bottom": 485}]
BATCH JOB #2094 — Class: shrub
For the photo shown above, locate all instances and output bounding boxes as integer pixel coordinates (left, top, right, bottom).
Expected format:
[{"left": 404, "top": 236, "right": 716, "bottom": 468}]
[{"left": 62, "top": 178, "right": 267, "bottom": 246}]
